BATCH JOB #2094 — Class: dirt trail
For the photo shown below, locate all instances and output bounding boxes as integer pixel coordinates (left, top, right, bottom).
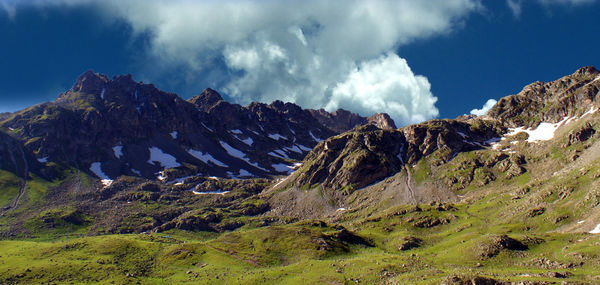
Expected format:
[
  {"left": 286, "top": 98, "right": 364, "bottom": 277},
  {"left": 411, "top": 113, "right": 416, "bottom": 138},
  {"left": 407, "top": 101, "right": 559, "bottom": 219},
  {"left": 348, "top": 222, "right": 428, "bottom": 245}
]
[
  {"left": 0, "top": 146, "right": 29, "bottom": 217},
  {"left": 404, "top": 165, "right": 417, "bottom": 204}
]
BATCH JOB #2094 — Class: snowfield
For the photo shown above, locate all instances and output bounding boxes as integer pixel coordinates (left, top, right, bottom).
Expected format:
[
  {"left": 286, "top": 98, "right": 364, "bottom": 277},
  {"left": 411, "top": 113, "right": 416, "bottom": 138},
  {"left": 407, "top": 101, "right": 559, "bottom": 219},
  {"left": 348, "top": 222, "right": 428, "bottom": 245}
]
[{"left": 147, "top": 147, "right": 181, "bottom": 169}]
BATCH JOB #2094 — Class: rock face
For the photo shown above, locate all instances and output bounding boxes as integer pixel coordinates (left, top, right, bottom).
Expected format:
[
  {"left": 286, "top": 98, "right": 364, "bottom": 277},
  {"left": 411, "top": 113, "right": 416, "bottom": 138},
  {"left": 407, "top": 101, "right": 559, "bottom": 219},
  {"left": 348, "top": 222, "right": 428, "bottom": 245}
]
[
  {"left": 487, "top": 66, "right": 600, "bottom": 127},
  {"left": 0, "top": 130, "right": 52, "bottom": 180},
  {"left": 0, "top": 71, "right": 396, "bottom": 182},
  {"left": 367, "top": 113, "right": 397, "bottom": 130},
  {"left": 294, "top": 119, "right": 502, "bottom": 193},
  {"left": 307, "top": 108, "right": 397, "bottom": 132}
]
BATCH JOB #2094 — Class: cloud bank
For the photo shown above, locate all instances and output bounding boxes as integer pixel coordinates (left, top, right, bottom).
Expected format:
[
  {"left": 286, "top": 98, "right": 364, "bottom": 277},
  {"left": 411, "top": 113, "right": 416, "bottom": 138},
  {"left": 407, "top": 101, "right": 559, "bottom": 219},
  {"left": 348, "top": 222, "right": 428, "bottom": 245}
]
[
  {"left": 1, "top": 0, "right": 482, "bottom": 125},
  {"left": 470, "top": 99, "right": 497, "bottom": 116}
]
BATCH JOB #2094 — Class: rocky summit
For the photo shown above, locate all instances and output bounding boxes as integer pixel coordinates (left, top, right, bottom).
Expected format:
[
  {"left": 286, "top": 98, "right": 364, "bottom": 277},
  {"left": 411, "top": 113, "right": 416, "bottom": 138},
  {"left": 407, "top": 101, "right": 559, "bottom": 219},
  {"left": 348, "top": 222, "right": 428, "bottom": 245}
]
[{"left": 1, "top": 67, "right": 600, "bottom": 284}]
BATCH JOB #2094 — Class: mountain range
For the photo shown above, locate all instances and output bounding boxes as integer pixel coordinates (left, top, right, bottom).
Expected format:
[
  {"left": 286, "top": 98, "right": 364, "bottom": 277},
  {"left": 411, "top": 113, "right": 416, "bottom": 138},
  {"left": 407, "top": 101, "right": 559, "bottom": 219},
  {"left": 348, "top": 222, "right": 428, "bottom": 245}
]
[{"left": 0, "top": 67, "right": 600, "bottom": 284}]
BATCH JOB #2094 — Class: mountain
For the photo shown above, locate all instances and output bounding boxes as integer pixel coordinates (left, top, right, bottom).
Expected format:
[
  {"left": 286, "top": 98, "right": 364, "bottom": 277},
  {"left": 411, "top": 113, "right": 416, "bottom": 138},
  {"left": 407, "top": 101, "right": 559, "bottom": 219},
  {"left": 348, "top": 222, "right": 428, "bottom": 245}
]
[
  {"left": 1, "top": 67, "right": 600, "bottom": 284},
  {"left": 265, "top": 66, "right": 600, "bottom": 218},
  {"left": 0, "top": 71, "right": 395, "bottom": 183}
]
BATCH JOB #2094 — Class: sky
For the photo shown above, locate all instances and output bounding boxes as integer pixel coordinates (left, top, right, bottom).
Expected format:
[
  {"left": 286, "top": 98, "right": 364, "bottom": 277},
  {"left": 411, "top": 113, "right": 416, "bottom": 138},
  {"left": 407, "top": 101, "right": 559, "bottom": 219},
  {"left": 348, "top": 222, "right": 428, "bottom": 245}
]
[{"left": 0, "top": 0, "right": 599, "bottom": 127}]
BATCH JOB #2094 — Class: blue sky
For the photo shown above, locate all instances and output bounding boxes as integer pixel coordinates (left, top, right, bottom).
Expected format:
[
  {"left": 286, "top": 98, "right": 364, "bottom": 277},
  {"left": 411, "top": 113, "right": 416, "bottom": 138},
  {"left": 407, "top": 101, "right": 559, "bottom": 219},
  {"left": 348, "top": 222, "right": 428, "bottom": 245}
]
[{"left": 0, "top": 0, "right": 599, "bottom": 126}]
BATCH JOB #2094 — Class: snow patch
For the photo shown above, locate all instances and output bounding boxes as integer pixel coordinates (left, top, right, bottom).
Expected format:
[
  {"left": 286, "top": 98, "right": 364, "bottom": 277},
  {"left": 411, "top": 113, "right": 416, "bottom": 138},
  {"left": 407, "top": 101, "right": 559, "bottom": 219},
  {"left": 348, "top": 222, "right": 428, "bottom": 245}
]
[
  {"left": 131, "top": 169, "right": 142, "bottom": 176},
  {"left": 582, "top": 106, "right": 598, "bottom": 117},
  {"left": 230, "top": 129, "right": 243, "bottom": 134},
  {"left": 219, "top": 141, "right": 246, "bottom": 159},
  {"left": 577, "top": 220, "right": 586, "bottom": 224},
  {"left": 113, "top": 145, "right": 123, "bottom": 159},
  {"left": 248, "top": 161, "right": 269, "bottom": 172},
  {"left": 192, "top": 189, "right": 230, "bottom": 195},
  {"left": 297, "top": 144, "right": 312, "bottom": 152},
  {"left": 272, "top": 163, "right": 295, "bottom": 173},
  {"left": 590, "top": 223, "right": 600, "bottom": 234},
  {"left": 336, "top": 208, "right": 346, "bottom": 211},
  {"left": 268, "top": 133, "right": 287, "bottom": 140},
  {"left": 188, "top": 149, "right": 228, "bottom": 167},
  {"left": 397, "top": 145, "right": 405, "bottom": 164},
  {"left": 201, "top": 122, "right": 213, "bottom": 132},
  {"left": 309, "top": 131, "right": 322, "bottom": 142},
  {"left": 285, "top": 145, "right": 302, "bottom": 153},
  {"left": 37, "top": 157, "right": 49, "bottom": 163},
  {"left": 506, "top": 116, "right": 569, "bottom": 143},
  {"left": 101, "top": 179, "right": 113, "bottom": 187},
  {"left": 170, "top": 131, "right": 178, "bottom": 139},
  {"left": 168, "top": 176, "right": 193, "bottom": 185},
  {"left": 268, "top": 151, "right": 287, "bottom": 159},
  {"left": 147, "top": 147, "right": 181, "bottom": 169},
  {"left": 90, "top": 162, "right": 109, "bottom": 179},
  {"left": 100, "top": 88, "right": 106, "bottom": 99},
  {"left": 237, "top": 169, "right": 253, "bottom": 177},
  {"left": 240, "top": 137, "right": 253, "bottom": 146}
]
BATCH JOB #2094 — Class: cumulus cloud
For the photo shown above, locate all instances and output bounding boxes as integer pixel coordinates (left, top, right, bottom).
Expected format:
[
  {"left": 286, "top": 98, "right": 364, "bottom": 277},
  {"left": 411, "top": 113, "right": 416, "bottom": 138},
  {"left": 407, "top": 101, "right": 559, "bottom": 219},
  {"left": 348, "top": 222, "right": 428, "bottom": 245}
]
[
  {"left": 0, "top": 0, "right": 483, "bottom": 125},
  {"left": 470, "top": 99, "right": 497, "bottom": 116},
  {"left": 328, "top": 54, "right": 438, "bottom": 124}
]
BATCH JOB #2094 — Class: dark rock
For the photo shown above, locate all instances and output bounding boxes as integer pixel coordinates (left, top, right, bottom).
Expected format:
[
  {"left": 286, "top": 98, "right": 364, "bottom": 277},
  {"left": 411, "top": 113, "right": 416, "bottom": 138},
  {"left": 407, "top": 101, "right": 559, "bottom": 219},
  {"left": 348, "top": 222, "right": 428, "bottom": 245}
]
[
  {"left": 527, "top": 207, "right": 546, "bottom": 217},
  {"left": 397, "top": 236, "right": 422, "bottom": 250},
  {"left": 565, "top": 123, "right": 596, "bottom": 147}
]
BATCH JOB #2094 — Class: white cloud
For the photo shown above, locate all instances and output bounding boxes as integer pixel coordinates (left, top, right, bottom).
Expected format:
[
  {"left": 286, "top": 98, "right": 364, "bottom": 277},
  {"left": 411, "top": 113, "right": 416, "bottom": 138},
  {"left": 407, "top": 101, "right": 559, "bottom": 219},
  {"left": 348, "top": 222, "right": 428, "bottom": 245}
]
[
  {"left": 506, "top": 0, "right": 523, "bottom": 17},
  {"left": 328, "top": 53, "right": 438, "bottom": 125},
  {"left": 538, "top": 0, "right": 596, "bottom": 4},
  {"left": 470, "top": 99, "right": 497, "bottom": 116},
  {"left": 507, "top": 0, "right": 596, "bottom": 17},
  {"left": 0, "top": 0, "right": 483, "bottom": 126}
]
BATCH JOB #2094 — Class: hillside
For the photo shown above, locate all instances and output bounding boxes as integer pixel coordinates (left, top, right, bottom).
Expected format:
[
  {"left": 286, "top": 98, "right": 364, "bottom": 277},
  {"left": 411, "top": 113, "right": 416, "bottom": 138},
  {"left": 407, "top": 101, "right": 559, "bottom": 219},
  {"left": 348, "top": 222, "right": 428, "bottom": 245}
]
[{"left": 0, "top": 67, "right": 600, "bottom": 284}]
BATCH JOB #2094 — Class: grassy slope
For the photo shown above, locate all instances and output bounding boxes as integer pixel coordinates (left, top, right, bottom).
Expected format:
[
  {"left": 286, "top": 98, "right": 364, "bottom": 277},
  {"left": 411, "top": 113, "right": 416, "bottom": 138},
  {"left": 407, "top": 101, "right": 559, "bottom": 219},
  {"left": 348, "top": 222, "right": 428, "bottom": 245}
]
[{"left": 2, "top": 116, "right": 600, "bottom": 284}]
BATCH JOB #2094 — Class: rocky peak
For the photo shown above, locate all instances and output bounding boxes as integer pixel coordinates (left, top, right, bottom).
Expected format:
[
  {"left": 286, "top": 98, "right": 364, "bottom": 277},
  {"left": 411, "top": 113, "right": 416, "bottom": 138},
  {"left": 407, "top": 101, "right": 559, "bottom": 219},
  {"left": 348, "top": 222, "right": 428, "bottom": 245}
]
[
  {"left": 487, "top": 66, "right": 600, "bottom": 128},
  {"left": 574, "top": 66, "right": 599, "bottom": 77},
  {"left": 367, "top": 113, "right": 397, "bottom": 130},
  {"left": 189, "top": 88, "right": 224, "bottom": 112},
  {"left": 70, "top": 70, "right": 109, "bottom": 94},
  {"left": 307, "top": 108, "right": 368, "bottom": 133}
]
